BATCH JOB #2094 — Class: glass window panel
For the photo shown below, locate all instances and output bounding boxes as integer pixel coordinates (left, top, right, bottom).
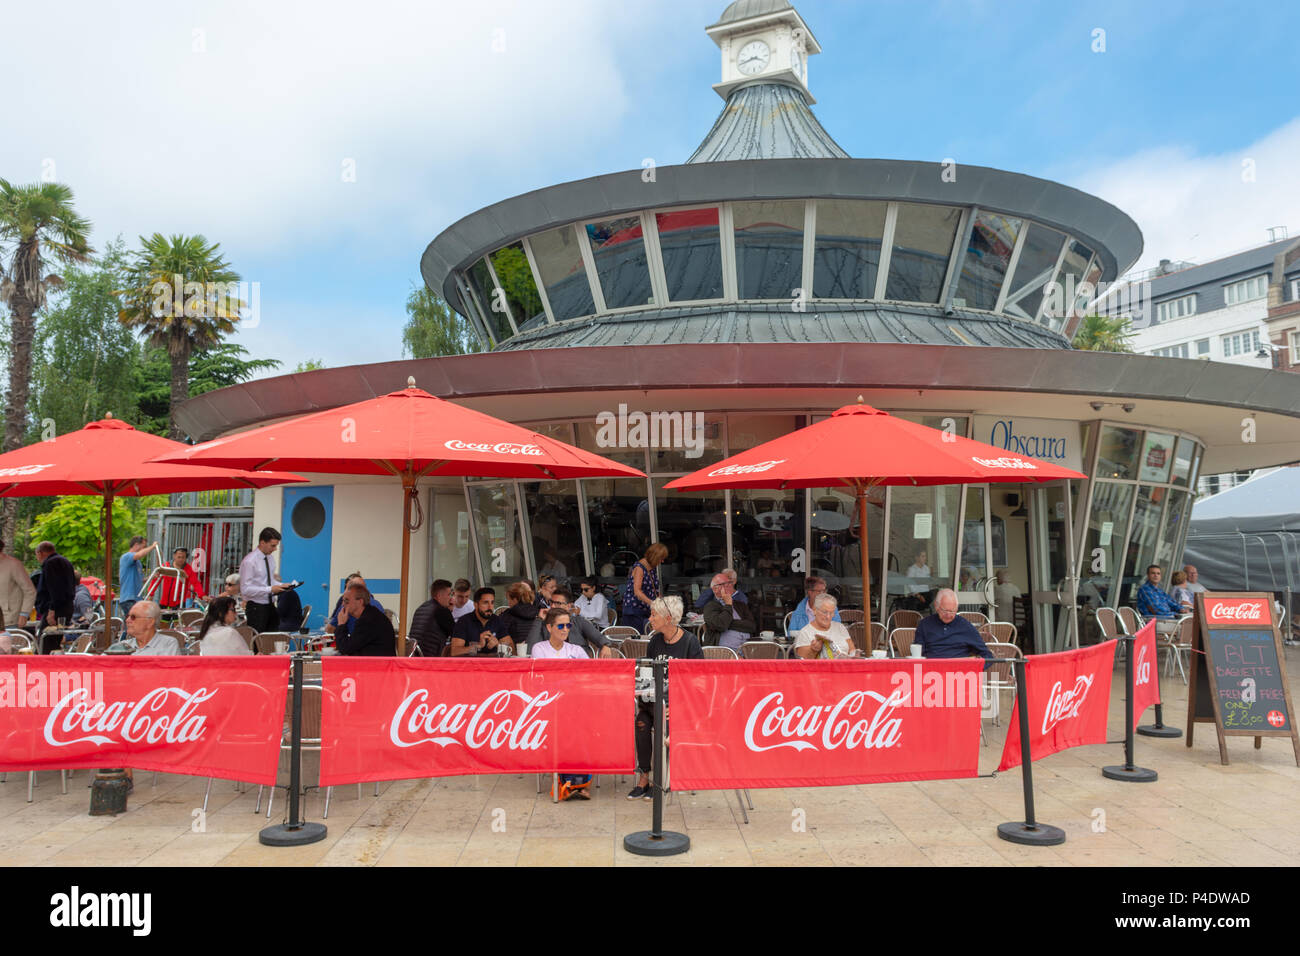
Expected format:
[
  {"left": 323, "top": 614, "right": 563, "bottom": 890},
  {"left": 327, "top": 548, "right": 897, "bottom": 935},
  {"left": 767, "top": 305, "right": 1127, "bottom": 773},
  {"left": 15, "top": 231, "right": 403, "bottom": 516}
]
[
  {"left": 1119, "top": 486, "right": 1167, "bottom": 606},
  {"left": 574, "top": 419, "right": 647, "bottom": 470},
  {"left": 586, "top": 216, "right": 654, "bottom": 310},
  {"left": 520, "top": 479, "right": 584, "bottom": 589},
  {"left": 1096, "top": 425, "right": 1141, "bottom": 480},
  {"left": 1155, "top": 489, "right": 1188, "bottom": 570},
  {"left": 888, "top": 485, "right": 962, "bottom": 616},
  {"left": 732, "top": 487, "right": 805, "bottom": 633},
  {"left": 1139, "top": 431, "right": 1176, "bottom": 484},
  {"left": 467, "top": 482, "right": 525, "bottom": 587},
  {"left": 430, "top": 487, "right": 473, "bottom": 585},
  {"left": 1041, "top": 240, "right": 1094, "bottom": 331},
  {"left": 810, "top": 486, "right": 882, "bottom": 615},
  {"left": 727, "top": 414, "right": 800, "bottom": 453},
  {"left": 813, "top": 200, "right": 886, "bottom": 299},
  {"left": 886, "top": 203, "right": 962, "bottom": 303},
  {"left": 1002, "top": 223, "right": 1066, "bottom": 321},
  {"left": 584, "top": 478, "right": 652, "bottom": 608},
  {"left": 733, "top": 200, "right": 805, "bottom": 300},
  {"left": 648, "top": 413, "right": 724, "bottom": 472},
  {"left": 487, "top": 244, "right": 545, "bottom": 331},
  {"left": 960, "top": 486, "right": 989, "bottom": 592},
  {"left": 1076, "top": 481, "right": 1134, "bottom": 611},
  {"left": 653, "top": 478, "right": 729, "bottom": 607},
  {"left": 467, "top": 257, "right": 512, "bottom": 344},
  {"left": 954, "top": 212, "right": 1024, "bottom": 311},
  {"left": 528, "top": 227, "right": 594, "bottom": 321},
  {"left": 657, "top": 208, "right": 723, "bottom": 301}
]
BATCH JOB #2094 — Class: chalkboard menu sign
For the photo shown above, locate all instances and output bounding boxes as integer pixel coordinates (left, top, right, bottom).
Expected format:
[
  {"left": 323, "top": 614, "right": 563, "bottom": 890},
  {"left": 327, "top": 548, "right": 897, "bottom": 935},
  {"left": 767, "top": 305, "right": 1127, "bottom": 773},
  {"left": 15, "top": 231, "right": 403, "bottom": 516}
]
[{"left": 1187, "top": 592, "right": 1299, "bottom": 766}]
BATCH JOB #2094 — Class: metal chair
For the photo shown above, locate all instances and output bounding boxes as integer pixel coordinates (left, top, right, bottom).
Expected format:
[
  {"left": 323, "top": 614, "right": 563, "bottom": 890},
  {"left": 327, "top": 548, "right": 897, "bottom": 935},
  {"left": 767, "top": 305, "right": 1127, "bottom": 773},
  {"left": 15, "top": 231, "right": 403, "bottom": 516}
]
[
  {"left": 839, "top": 609, "right": 865, "bottom": 626},
  {"left": 741, "top": 640, "right": 781, "bottom": 659},
  {"left": 407, "top": 641, "right": 423, "bottom": 657},
  {"left": 888, "top": 609, "right": 921, "bottom": 632},
  {"left": 5, "top": 630, "right": 33, "bottom": 652},
  {"left": 984, "top": 642, "right": 1023, "bottom": 726},
  {"left": 868, "top": 621, "right": 888, "bottom": 653},
  {"left": 178, "top": 609, "right": 204, "bottom": 627},
  {"left": 621, "top": 638, "right": 649, "bottom": 660},
  {"left": 600, "top": 645, "right": 626, "bottom": 658},
  {"left": 1162, "top": 614, "right": 1194, "bottom": 684},
  {"left": 889, "top": 627, "right": 917, "bottom": 659},
  {"left": 847, "top": 622, "right": 865, "bottom": 655},
  {"left": 1095, "top": 607, "right": 1122, "bottom": 640},
  {"left": 236, "top": 624, "right": 257, "bottom": 650},
  {"left": 703, "top": 645, "right": 738, "bottom": 660},
  {"left": 602, "top": 626, "right": 640, "bottom": 642},
  {"left": 68, "top": 633, "right": 95, "bottom": 654},
  {"left": 1117, "top": 607, "right": 1143, "bottom": 636},
  {"left": 253, "top": 631, "right": 293, "bottom": 655},
  {"left": 958, "top": 610, "right": 988, "bottom": 627},
  {"left": 979, "top": 621, "right": 1018, "bottom": 646},
  {"left": 300, "top": 604, "right": 312, "bottom": 626},
  {"left": 782, "top": 610, "right": 793, "bottom": 637}
]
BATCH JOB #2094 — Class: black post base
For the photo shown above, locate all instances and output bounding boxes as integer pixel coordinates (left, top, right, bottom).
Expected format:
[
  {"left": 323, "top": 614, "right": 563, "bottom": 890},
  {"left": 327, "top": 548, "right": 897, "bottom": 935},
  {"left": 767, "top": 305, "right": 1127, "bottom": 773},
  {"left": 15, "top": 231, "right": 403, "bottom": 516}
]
[
  {"left": 1102, "top": 764, "right": 1158, "bottom": 782},
  {"left": 997, "top": 821, "right": 1066, "bottom": 846},
  {"left": 1136, "top": 724, "right": 1182, "bottom": 738},
  {"left": 623, "top": 830, "right": 690, "bottom": 857},
  {"left": 88, "top": 769, "right": 129, "bottom": 816},
  {"left": 259, "top": 822, "right": 328, "bottom": 847}
]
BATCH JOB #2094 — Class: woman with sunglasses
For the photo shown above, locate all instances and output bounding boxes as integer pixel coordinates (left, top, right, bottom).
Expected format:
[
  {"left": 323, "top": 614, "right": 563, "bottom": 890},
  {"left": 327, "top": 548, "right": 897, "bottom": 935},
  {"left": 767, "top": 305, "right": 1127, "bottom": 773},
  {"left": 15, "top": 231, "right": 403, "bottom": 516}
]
[{"left": 532, "top": 607, "right": 591, "bottom": 800}]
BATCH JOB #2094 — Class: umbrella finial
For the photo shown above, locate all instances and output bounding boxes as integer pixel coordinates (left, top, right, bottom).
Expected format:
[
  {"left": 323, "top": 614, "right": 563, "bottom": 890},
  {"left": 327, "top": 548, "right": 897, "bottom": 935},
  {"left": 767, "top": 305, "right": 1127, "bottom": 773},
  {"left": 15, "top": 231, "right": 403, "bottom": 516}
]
[
  {"left": 407, "top": 376, "right": 416, "bottom": 388},
  {"left": 857, "top": 394, "right": 864, "bottom": 404},
  {"left": 105, "top": 412, "right": 113, "bottom": 419}
]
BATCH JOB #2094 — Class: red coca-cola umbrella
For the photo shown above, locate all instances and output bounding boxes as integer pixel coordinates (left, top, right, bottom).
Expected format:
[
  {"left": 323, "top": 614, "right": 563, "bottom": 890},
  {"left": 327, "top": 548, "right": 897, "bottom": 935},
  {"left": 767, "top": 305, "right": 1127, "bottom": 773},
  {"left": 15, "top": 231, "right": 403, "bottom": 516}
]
[
  {"left": 154, "top": 379, "right": 646, "bottom": 653},
  {"left": 0, "top": 416, "right": 304, "bottom": 622},
  {"left": 665, "top": 399, "right": 1085, "bottom": 623}
]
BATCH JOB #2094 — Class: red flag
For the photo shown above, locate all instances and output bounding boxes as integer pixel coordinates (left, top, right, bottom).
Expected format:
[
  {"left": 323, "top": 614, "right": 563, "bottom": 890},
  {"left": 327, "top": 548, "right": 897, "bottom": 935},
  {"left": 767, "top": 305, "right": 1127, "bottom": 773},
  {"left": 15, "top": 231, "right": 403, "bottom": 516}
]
[
  {"left": 669, "top": 659, "right": 984, "bottom": 789},
  {"left": 997, "top": 641, "right": 1116, "bottom": 772},
  {"left": 1131, "top": 621, "right": 1161, "bottom": 731},
  {"left": 319, "top": 658, "right": 635, "bottom": 785},
  {"left": 0, "top": 657, "right": 288, "bottom": 784}
]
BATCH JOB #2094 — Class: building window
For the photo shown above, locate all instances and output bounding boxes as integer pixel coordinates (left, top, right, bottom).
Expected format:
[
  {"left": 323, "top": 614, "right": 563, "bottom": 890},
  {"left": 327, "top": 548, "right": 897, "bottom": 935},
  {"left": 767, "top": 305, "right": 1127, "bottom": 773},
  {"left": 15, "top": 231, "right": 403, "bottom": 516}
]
[
  {"left": 1222, "top": 328, "right": 1262, "bottom": 357},
  {"left": 1150, "top": 343, "right": 1189, "bottom": 358},
  {"left": 955, "top": 212, "right": 1023, "bottom": 311},
  {"left": 1155, "top": 294, "right": 1196, "bottom": 323},
  {"left": 586, "top": 216, "right": 655, "bottom": 310},
  {"left": 656, "top": 207, "right": 724, "bottom": 302},
  {"left": 1195, "top": 338, "right": 1210, "bottom": 356},
  {"left": 1291, "top": 277, "right": 1300, "bottom": 302},
  {"left": 1290, "top": 331, "right": 1300, "bottom": 365},
  {"left": 1224, "top": 274, "right": 1268, "bottom": 306},
  {"left": 886, "top": 203, "right": 963, "bottom": 305},
  {"left": 733, "top": 200, "right": 806, "bottom": 300}
]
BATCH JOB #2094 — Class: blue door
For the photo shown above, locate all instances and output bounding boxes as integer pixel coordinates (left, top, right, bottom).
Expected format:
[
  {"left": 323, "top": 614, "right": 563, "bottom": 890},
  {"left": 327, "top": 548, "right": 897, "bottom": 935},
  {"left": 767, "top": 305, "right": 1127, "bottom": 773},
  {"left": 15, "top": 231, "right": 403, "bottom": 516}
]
[{"left": 281, "top": 486, "right": 333, "bottom": 629}]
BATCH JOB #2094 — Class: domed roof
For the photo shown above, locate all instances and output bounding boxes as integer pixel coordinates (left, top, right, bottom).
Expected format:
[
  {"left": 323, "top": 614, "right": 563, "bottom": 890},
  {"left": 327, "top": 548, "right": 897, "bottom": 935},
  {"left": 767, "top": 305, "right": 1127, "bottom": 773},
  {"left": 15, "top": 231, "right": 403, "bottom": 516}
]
[{"left": 711, "top": 0, "right": 792, "bottom": 26}]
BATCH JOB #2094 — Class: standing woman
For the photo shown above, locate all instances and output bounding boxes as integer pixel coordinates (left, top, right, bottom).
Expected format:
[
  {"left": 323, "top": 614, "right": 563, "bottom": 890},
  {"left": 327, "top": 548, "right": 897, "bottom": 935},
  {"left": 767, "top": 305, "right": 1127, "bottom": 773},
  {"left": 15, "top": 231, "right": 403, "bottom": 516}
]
[
  {"left": 628, "top": 595, "right": 701, "bottom": 799},
  {"left": 622, "top": 542, "right": 667, "bottom": 634}
]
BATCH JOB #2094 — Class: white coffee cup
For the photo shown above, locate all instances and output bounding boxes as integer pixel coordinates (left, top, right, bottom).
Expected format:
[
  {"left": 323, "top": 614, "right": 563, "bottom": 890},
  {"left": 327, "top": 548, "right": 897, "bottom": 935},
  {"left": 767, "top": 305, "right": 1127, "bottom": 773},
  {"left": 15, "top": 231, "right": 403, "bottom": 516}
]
[
  {"left": 871, "top": 649, "right": 886, "bottom": 659},
  {"left": 760, "top": 630, "right": 775, "bottom": 640},
  {"left": 910, "top": 643, "right": 923, "bottom": 658},
  {"left": 274, "top": 641, "right": 287, "bottom": 654}
]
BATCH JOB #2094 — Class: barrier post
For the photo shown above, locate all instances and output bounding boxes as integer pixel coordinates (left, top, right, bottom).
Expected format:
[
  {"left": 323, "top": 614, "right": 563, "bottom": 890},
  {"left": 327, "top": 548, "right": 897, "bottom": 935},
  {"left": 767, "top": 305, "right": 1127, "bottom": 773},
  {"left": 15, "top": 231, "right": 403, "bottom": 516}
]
[
  {"left": 1103, "top": 635, "right": 1157, "bottom": 782},
  {"left": 624, "top": 657, "right": 690, "bottom": 857},
  {"left": 260, "top": 653, "right": 327, "bottom": 846},
  {"left": 998, "top": 657, "right": 1065, "bottom": 846}
]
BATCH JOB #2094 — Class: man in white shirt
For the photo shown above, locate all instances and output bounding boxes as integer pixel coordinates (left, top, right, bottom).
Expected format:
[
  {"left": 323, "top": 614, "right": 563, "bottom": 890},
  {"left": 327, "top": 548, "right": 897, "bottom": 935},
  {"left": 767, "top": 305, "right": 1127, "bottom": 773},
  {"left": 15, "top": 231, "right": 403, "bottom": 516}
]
[
  {"left": 450, "top": 578, "right": 475, "bottom": 620},
  {"left": 239, "top": 527, "right": 287, "bottom": 633},
  {"left": 575, "top": 577, "right": 608, "bottom": 625},
  {"left": 126, "top": 602, "right": 180, "bottom": 656},
  {"left": 1183, "top": 564, "right": 1207, "bottom": 594},
  {"left": 0, "top": 538, "right": 35, "bottom": 629},
  {"left": 993, "top": 569, "right": 1022, "bottom": 615}
]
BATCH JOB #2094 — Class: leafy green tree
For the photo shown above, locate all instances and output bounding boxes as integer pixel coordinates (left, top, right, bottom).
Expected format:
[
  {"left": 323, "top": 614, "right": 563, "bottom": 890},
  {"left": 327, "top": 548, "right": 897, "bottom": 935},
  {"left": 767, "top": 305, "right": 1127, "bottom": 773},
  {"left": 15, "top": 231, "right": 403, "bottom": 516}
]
[
  {"left": 0, "top": 180, "right": 93, "bottom": 545},
  {"left": 26, "top": 493, "right": 164, "bottom": 580},
  {"left": 135, "top": 343, "right": 280, "bottom": 436},
  {"left": 117, "top": 234, "right": 242, "bottom": 439},
  {"left": 1071, "top": 314, "right": 1134, "bottom": 352},
  {"left": 402, "top": 285, "right": 483, "bottom": 358},
  {"left": 293, "top": 359, "right": 325, "bottom": 372}
]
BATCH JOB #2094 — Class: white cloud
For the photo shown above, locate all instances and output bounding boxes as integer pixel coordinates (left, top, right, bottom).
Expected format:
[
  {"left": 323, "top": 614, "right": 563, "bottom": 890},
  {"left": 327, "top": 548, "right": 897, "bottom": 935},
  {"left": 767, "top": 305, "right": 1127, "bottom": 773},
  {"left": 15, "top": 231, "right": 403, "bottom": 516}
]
[{"left": 1077, "top": 117, "right": 1300, "bottom": 273}]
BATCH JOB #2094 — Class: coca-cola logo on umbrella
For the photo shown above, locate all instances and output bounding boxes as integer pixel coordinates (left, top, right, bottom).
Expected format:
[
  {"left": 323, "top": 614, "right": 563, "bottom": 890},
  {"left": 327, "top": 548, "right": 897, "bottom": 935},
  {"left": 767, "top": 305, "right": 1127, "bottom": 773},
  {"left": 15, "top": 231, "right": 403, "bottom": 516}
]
[
  {"left": 743, "top": 689, "right": 909, "bottom": 753},
  {"left": 0, "top": 463, "right": 55, "bottom": 477},
  {"left": 1205, "top": 599, "right": 1270, "bottom": 627},
  {"left": 44, "top": 686, "right": 216, "bottom": 747},
  {"left": 707, "top": 459, "right": 786, "bottom": 477},
  {"left": 443, "top": 440, "right": 544, "bottom": 456},
  {"left": 970, "top": 456, "right": 1038, "bottom": 470},
  {"left": 389, "top": 688, "right": 558, "bottom": 751}
]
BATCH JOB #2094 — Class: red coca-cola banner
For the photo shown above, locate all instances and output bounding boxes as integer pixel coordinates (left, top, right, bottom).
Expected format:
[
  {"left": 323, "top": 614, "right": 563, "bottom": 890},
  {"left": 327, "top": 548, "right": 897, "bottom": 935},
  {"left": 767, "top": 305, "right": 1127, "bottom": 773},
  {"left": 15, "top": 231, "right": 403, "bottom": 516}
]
[
  {"left": 997, "top": 641, "right": 1116, "bottom": 772},
  {"left": 0, "top": 658, "right": 288, "bottom": 784},
  {"left": 668, "top": 660, "right": 985, "bottom": 790},
  {"left": 1203, "top": 597, "right": 1272, "bottom": 628},
  {"left": 318, "top": 659, "right": 635, "bottom": 785},
  {"left": 1131, "top": 620, "right": 1161, "bottom": 731}
]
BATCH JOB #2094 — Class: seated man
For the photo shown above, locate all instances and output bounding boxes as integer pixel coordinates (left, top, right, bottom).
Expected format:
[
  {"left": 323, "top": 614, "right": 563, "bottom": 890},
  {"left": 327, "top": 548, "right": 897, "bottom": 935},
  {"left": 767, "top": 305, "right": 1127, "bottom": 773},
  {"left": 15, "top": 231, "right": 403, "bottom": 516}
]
[
  {"left": 409, "top": 578, "right": 455, "bottom": 658},
  {"left": 525, "top": 587, "right": 612, "bottom": 656},
  {"left": 532, "top": 608, "right": 592, "bottom": 801},
  {"left": 702, "top": 573, "right": 756, "bottom": 653},
  {"left": 788, "top": 575, "right": 840, "bottom": 633},
  {"left": 325, "top": 573, "right": 384, "bottom": 636},
  {"left": 125, "top": 601, "right": 181, "bottom": 656},
  {"left": 73, "top": 577, "right": 95, "bottom": 625},
  {"left": 915, "top": 589, "right": 992, "bottom": 667},
  {"left": 335, "top": 583, "right": 396, "bottom": 656},
  {"left": 450, "top": 578, "right": 475, "bottom": 620},
  {"left": 1136, "top": 565, "right": 1184, "bottom": 635},
  {"left": 450, "top": 587, "right": 510, "bottom": 656},
  {"left": 693, "top": 567, "right": 747, "bottom": 610},
  {"left": 574, "top": 577, "right": 608, "bottom": 625}
]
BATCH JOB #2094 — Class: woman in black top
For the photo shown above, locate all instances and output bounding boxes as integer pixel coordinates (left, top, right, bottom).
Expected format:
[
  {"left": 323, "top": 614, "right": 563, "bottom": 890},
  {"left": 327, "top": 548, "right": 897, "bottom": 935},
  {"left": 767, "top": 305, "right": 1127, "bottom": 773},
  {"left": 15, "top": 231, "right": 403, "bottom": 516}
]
[
  {"left": 629, "top": 594, "right": 701, "bottom": 800},
  {"left": 502, "top": 581, "right": 537, "bottom": 649}
]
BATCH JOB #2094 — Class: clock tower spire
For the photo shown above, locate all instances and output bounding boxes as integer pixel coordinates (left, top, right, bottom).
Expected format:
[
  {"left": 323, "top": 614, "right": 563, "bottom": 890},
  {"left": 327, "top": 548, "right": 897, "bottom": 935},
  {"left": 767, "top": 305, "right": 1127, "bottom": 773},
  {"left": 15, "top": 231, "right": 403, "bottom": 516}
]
[{"left": 705, "top": 0, "right": 820, "bottom": 103}]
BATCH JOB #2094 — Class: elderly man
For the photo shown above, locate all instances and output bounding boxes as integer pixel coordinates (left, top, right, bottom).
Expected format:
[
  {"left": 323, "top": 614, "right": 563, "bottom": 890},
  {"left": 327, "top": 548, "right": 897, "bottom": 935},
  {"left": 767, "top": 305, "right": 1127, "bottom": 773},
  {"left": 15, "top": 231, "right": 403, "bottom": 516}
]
[
  {"left": 1137, "top": 565, "right": 1184, "bottom": 635},
  {"left": 126, "top": 601, "right": 180, "bottom": 655},
  {"left": 325, "top": 573, "right": 384, "bottom": 637},
  {"left": 702, "top": 572, "right": 757, "bottom": 653},
  {"left": 915, "top": 589, "right": 992, "bottom": 665},
  {"left": 788, "top": 575, "right": 840, "bottom": 633},
  {"left": 525, "top": 587, "right": 612, "bottom": 656},
  {"left": 0, "top": 538, "right": 36, "bottom": 629},
  {"left": 1182, "top": 564, "right": 1206, "bottom": 594},
  {"left": 410, "top": 578, "right": 456, "bottom": 658},
  {"left": 693, "top": 567, "right": 747, "bottom": 610},
  {"left": 335, "top": 583, "right": 395, "bottom": 656},
  {"left": 35, "top": 542, "right": 78, "bottom": 652}
]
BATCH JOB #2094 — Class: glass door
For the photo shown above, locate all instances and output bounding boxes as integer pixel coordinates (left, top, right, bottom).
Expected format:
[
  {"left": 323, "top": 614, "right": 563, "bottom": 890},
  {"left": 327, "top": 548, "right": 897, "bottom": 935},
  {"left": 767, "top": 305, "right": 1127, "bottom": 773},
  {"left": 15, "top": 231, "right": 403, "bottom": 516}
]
[
  {"left": 956, "top": 485, "right": 992, "bottom": 615},
  {"left": 1028, "top": 480, "right": 1078, "bottom": 653}
]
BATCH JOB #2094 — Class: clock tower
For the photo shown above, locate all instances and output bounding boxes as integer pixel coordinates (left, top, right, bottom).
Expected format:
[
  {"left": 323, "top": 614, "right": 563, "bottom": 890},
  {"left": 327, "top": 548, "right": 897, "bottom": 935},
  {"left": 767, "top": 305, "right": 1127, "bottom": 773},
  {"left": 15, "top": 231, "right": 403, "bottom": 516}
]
[{"left": 706, "top": 0, "right": 821, "bottom": 103}]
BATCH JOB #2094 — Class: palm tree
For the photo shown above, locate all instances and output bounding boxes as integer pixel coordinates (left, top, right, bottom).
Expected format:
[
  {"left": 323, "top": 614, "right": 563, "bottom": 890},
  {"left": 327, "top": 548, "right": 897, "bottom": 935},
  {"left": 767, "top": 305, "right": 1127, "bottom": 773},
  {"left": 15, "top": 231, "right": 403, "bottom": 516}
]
[
  {"left": 118, "top": 234, "right": 242, "bottom": 439},
  {"left": 1071, "top": 314, "right": 1134, "bottom": 352},
  {"left": 0, "top": 180, "right": 93, "bottom": 543}
]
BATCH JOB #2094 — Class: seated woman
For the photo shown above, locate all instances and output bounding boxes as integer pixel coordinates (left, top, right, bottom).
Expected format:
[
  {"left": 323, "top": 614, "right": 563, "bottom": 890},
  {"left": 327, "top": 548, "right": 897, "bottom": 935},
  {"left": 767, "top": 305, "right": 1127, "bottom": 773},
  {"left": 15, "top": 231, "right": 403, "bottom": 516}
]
[
  {"left": 628, "top": 595, "right": 702, "bottom": 800},
  {"left": 198, "top": 596, "right": 252, "bottom": 655},
  {"left": 792, "top": 593, "right": 856, "bottom": 659},
  {"left": 532, "top": 607, "right": 591, "bottom": 800},
  {"left": 502, "top": 580, "right": 537, "bottom": 648},
  {"left": 1170, "top": 570, "right": 1194, "bottom": 612}
]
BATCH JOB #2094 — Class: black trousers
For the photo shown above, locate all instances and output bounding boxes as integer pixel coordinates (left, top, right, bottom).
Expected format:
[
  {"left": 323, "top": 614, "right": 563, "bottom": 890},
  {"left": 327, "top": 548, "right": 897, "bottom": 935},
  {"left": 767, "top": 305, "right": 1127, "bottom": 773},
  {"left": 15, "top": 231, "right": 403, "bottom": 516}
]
[
  {"left": 635, "top": 701, "right": 655, "bottom": 775},
  {"left": 245, "top": 601, "right": 280, "bottom": 634}
]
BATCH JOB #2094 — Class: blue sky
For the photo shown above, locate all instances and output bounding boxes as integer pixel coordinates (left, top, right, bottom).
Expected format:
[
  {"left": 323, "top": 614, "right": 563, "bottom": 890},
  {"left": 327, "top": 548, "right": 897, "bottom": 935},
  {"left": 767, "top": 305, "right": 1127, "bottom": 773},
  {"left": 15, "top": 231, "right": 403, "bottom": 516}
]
[{"left": 4, "top": 0, "right": 1298, "bottom": 373}]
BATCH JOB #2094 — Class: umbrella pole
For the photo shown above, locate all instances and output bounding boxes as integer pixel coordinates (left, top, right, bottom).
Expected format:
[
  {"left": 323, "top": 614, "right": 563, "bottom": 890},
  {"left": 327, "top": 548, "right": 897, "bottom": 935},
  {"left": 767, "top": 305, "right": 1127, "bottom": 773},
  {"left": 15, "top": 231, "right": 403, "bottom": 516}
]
[
  {"left": 397, "top": 471, "right": 413, "bottom": 657},
  {"left": 104, "top": 491, "right": 114, "bottom": 621},
  {"left": 858, "top": 484, "right": 871, "bottom": 628}
]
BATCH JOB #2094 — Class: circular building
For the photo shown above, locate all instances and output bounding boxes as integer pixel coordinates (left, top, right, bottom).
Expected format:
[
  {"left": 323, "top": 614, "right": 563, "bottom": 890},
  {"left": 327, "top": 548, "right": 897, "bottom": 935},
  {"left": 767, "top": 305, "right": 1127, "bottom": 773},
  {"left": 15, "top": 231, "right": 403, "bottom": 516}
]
[{"left": 181, "top": 0, "right": 1300, "bottom": 651}]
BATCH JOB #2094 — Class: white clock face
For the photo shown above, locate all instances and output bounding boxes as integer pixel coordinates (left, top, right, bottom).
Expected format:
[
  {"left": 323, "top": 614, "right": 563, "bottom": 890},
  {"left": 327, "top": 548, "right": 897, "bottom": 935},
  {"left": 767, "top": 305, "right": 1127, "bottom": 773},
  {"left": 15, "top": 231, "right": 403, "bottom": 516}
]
[{"left": 737, "top": 40, "right": 770, "bottom": 75}]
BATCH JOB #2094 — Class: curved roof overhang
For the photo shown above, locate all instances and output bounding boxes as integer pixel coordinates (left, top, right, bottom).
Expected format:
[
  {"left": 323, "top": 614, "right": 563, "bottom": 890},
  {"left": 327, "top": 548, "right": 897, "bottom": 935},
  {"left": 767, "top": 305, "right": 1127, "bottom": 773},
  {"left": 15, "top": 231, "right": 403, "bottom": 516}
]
[
  {"left": 177, "top": 343, "right": 1298, "bottom": 476},
  {"left": 421, "top": 158, "right": 1143, "bottom": 314}
]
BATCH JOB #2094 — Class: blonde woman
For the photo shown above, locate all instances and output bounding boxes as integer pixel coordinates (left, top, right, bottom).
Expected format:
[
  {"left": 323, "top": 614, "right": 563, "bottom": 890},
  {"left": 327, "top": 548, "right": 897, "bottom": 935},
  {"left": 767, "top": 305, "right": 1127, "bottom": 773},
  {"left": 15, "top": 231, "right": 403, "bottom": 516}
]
[
  {"left": 622, "top": 542, "right": 667, "bottom": 634},
  {"left": 629, "top": 595, "right": 700, "bottom": 799}
]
